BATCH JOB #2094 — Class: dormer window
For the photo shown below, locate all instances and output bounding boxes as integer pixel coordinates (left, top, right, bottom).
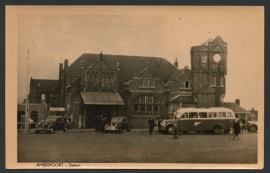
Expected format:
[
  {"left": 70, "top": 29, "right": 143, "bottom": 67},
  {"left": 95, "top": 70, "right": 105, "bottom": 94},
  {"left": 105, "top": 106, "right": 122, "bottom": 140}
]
[
  {"left": 180, "top": 81, "right": 191, "bottom": 89},
  {"left": 139, "top": 79, "right": 155, "bottom": 88}
]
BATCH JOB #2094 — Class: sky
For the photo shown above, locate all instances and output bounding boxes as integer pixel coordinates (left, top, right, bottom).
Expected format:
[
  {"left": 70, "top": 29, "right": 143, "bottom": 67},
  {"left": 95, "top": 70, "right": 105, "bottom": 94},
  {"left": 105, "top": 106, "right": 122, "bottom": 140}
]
[{"left": 14, "top": 6, "right": 264, "bottom": 110}]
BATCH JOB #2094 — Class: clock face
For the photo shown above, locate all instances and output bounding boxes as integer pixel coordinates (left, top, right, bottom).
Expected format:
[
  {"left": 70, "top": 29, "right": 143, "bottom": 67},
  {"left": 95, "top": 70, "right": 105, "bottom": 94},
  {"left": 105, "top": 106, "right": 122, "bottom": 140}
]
[{"left": 213, "top": 54, "right": 221, "bottom": 62}]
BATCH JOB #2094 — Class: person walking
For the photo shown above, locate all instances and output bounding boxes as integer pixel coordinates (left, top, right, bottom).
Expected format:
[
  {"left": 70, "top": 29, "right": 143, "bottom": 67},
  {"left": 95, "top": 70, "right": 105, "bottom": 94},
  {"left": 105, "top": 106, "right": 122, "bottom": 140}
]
[
  {"left": 148, "top": 117, "right": 155, "bottom": 135},
  {"left": 173, "top": 115, "right": 180, "bottom": 139},
  {"left": 232, "top": 119, "right": 241, "bottom": 140}
]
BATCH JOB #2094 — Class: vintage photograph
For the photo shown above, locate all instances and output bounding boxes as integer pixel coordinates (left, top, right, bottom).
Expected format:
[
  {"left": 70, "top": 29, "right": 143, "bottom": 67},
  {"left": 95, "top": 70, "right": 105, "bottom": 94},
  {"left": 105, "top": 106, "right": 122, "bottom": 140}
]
[{"left": 6, "top": 6, "right": 264, "bottom": 169}]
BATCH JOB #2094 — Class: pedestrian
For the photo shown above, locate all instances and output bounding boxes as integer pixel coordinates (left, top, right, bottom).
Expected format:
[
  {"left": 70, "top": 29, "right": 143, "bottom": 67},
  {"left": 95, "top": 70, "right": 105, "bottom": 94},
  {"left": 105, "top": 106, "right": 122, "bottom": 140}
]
[
  {"left": 148, "top": 117, "right": 155, "bottom": 135},
  {"left": 157, "top": 117, "right": 163, "bottom": 132},
  {"left": 173, "top": 115, "right": 180, "bottom": 139},
  {"left": 94, "top": 115, "right": 99, "bottom": 132},
  {"left": 232, "top": 119, "right": 241, "bottom": 140}
]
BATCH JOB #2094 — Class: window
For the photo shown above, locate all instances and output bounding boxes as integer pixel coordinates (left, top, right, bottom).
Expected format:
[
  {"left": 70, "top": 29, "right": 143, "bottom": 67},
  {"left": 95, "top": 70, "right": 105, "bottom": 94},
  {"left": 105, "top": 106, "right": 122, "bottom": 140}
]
[
  {"left": 201, "top": 55, "right": 207, "bottom": 63},
  {"left": 217, "top": 112, "right": 226, "bottom": 118},
  {"left": 140, "top": 79, "right": 155, "bottom": 88},
  {"left": 220, "top": 77, "right": 224, "bottom": 87},
  {"left": 189, "top": 112, "right": 198, "bottom": 118},
  {"left": 180, "top": 81, "right": 191, "bottom": 89},
  {"left": 226, "top": 112, "right": 233, "bottom": 118},
  {"left": 181, "top": 104, "right": 196, "bottom": 108},
  {"left": 199, "top": 112, "right": 208, "bottom": 118},
  {"left": 212, "top": 76, "right": 216, "bottom": 86},
  {"left": 181, "top": 112, "right": 188, "bottom": 118},
  {"left": 133, "top": 95, "right": 160, "bottom": 116},
  {"left": 209, "top": 112, "right": 217, "bottom": 118}
]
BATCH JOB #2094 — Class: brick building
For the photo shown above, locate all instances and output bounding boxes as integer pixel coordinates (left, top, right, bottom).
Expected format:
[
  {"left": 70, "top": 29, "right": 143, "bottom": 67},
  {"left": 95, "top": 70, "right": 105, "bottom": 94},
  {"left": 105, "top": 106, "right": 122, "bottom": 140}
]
[{"left": 27, "top": 36, "right": 228, "bottom": 128}]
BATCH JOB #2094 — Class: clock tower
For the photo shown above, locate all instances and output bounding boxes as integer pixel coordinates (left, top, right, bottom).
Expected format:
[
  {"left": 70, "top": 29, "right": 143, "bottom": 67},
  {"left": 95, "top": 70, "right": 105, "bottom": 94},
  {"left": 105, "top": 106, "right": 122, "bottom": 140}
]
[{"left": 190, "top": 36, "right": 227, "bottom": 107}]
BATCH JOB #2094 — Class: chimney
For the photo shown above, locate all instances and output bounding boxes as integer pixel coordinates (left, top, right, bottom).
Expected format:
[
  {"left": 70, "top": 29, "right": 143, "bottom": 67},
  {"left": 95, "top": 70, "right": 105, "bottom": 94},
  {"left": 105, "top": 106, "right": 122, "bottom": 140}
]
[
  {"left": 64, "top": 59, "right": 68, "bottom": 69},
  {"left": 235, "top": 99, "right": 240, "bottom": 105},
  {"left": 174, "top": 58, "right": 178, "bottom": 68},
  {"left": 59, "top": 63, "right": 63, "bottom": 72}
]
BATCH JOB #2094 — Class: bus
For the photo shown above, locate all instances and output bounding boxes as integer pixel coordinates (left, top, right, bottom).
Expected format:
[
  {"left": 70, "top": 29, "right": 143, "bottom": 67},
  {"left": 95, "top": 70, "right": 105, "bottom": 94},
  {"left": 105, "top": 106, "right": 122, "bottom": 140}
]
[{"left": 160, "top": 108, "right": 236, "bottom": 134}]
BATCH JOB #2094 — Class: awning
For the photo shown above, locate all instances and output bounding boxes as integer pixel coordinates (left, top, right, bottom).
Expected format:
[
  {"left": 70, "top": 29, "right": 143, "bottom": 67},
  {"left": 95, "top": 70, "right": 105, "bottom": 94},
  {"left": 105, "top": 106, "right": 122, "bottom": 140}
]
[
  {"left": 170, "top": 95, "right": 197, "bottom": 103},
  {"left": 81, "top": 92, "right": 125, "bottom": 105}
]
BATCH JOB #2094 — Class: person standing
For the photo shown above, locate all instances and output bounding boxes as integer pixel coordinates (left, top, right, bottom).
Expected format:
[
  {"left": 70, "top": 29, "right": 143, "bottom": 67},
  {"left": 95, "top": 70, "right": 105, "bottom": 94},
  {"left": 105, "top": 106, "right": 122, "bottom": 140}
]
[
  {"left": 148, "top": 117, "right": 155, "bottom": 135},
  {"left": 94, "top": 115, "right": 99, "bottom": 132},
  {"left": 157, "top": 117, "right": 163, "bottom": 132},
  {"left": 232, "top": 119, "right": 241, "bottom": 140}
]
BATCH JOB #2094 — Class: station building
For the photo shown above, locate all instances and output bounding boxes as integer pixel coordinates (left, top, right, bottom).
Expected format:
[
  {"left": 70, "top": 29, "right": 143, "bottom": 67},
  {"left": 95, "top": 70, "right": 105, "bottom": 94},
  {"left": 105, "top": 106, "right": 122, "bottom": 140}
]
[{"left": 26, "top": 36, "right": 228, "bottom": 128}]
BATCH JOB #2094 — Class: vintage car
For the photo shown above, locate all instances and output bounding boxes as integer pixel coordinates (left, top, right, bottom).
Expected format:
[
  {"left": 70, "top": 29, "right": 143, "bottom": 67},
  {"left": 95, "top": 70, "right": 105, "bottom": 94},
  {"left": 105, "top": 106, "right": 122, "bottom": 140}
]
[
  {"left": 104, "top": 117, "right": 132, "bottom": 133},
  {"left": 159, "top": 119, "right": 175, "bottom": 134},
  {"left": 247, "top": 121, "right": 258, "bottom": 132},
  {"left": 35, "top": 116, "right": 67, "bottom": 133}
]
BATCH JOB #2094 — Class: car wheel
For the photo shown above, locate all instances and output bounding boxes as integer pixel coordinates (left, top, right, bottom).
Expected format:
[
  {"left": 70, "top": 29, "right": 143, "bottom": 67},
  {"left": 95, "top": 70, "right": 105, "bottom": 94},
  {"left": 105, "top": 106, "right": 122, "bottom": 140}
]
[
  {"left": 50, "top": 127, "right": 55, "bottom": 133},
  {"left": 213, "top": 125, "right": 221, "bottom": 134},
  {"left": 166, "top": 125, "right": 174, "bottom": 134},
  {"left": 249, "top": 125, "right": 257, "bottom": 132}
]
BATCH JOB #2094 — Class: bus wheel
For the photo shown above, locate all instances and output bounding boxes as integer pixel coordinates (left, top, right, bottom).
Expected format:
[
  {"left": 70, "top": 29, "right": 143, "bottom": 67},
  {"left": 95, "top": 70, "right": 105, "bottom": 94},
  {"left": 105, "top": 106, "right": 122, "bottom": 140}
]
[
  {"left": 166, "top": 125, "right": 174, "bottom": 134},
  {"left": 213, "top": 125, "right": 221, "bottom": 134}
]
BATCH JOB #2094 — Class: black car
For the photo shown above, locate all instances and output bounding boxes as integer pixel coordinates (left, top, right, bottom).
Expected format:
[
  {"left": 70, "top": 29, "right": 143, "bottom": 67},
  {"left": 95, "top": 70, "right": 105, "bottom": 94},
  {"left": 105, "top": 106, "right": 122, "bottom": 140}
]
[
  {"left": 104, "top": 117, "right": 132, "bottom": 133},
  {"left": 247, "top": 121, "right": 258, "bottom": 132},
  {"left": 35, "top": 116, "right": 67, "bottom": 133}
]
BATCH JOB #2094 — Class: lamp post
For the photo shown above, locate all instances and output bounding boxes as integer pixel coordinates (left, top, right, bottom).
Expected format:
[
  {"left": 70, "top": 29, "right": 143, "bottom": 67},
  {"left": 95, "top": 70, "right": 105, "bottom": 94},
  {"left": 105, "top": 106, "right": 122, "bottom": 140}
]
[{"left": 25, "top": 49, "right": 30, "bottom": 132}]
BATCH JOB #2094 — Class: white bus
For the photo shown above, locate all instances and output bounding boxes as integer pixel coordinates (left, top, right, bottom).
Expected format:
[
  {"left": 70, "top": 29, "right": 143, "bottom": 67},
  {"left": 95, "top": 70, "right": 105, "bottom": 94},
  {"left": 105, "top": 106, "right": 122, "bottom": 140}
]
[{"left": 160, "top": 108, "right": 236, "bottom": 134}]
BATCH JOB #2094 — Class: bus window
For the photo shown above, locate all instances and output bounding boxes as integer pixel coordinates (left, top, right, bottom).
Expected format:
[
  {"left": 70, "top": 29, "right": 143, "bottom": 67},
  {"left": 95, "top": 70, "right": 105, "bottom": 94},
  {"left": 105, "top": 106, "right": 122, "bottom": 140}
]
[
  {"left": 189, "top": 112, "right": 198, "bottom": 118},
  {"left": 209, "top": 112, "right": 217, "bottom": 118},
  {"left": 199, "top": 112, "right": 207, "bottom": 118},
  {"left": 217, "top": 112, "right": 226, "bottom": 118},
  {"left": 226, "top": 112, "right": 233, "bottom": 118},
  {"left": 181, "top": 112, "right": 188, "bottom": 118}
]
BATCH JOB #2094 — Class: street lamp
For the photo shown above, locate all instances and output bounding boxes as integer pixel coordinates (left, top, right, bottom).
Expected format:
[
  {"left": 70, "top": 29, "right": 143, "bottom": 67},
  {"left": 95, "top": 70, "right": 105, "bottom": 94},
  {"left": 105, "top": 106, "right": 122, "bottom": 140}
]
[{"left": 25, "top": 49, "right": 30, "bottom": 132}]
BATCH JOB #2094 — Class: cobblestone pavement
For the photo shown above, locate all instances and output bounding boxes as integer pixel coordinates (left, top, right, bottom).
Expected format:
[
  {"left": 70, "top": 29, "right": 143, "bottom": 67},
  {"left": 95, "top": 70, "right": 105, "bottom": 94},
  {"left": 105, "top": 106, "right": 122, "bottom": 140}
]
[{"left": 18, "top": 130, "right": 257, "bottom": 163}]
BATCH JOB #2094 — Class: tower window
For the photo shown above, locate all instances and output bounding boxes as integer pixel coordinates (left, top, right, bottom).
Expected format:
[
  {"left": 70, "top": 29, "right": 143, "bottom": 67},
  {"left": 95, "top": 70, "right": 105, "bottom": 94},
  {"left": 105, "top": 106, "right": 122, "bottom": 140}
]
[
  {"left": 201, "top": 55, "right": 207, "bottom": 63},
  {"left": 220, "top": 77, "right": 224, "bottom": 87},
  {"left": 212, "top": 76, "right": 217, "bottom": 86}
]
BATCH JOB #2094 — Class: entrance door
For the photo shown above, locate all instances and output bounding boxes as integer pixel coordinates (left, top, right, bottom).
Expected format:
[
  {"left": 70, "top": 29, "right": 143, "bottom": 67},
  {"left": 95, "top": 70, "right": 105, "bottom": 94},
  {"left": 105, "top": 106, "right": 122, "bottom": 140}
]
[{"left": 85, "top": 105, "right": 117, "bottom": 128}]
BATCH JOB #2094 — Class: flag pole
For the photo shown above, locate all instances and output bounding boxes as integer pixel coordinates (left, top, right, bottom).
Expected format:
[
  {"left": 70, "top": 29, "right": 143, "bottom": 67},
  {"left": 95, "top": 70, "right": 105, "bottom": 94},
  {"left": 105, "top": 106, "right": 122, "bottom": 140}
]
[{"left": 25, "top": 49, "right": 30, "bottom": 132}]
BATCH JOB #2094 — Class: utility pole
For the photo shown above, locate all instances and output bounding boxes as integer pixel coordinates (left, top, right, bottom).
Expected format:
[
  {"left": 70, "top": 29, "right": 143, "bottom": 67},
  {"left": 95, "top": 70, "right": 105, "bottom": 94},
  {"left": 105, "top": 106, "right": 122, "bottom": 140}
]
[{"left": 25, "top": 49, "right": 30, "bottom": 132}]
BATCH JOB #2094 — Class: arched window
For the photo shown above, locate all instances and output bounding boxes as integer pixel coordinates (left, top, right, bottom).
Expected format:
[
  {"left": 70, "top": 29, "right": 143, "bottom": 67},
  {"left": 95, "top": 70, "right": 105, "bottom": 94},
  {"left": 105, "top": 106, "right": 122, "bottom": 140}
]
[
  {"left": 212, "top": 76, "right": 217, "bottom": 86},
  {"left": 133, "top": 95, "right": 160, "bottom": 116},
  {"left": 220, "top": 77, "right": 224, "bottom": 87}
]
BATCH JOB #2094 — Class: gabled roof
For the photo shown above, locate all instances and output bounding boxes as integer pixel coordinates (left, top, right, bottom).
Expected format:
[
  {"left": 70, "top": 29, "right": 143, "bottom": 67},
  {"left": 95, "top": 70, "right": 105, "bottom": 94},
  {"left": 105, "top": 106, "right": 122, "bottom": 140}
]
[
  {"left": 133, "top": 67, "right": 155, "bottom": 79},
  {"left": 30, "top": 78, "right": 58, "bottom": 91},
  {"left": 222, "top": 102, "right": 249, "bottom": 113},
  {"left": 68, "top": 53, "right": 181, "bottom": 82}
]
